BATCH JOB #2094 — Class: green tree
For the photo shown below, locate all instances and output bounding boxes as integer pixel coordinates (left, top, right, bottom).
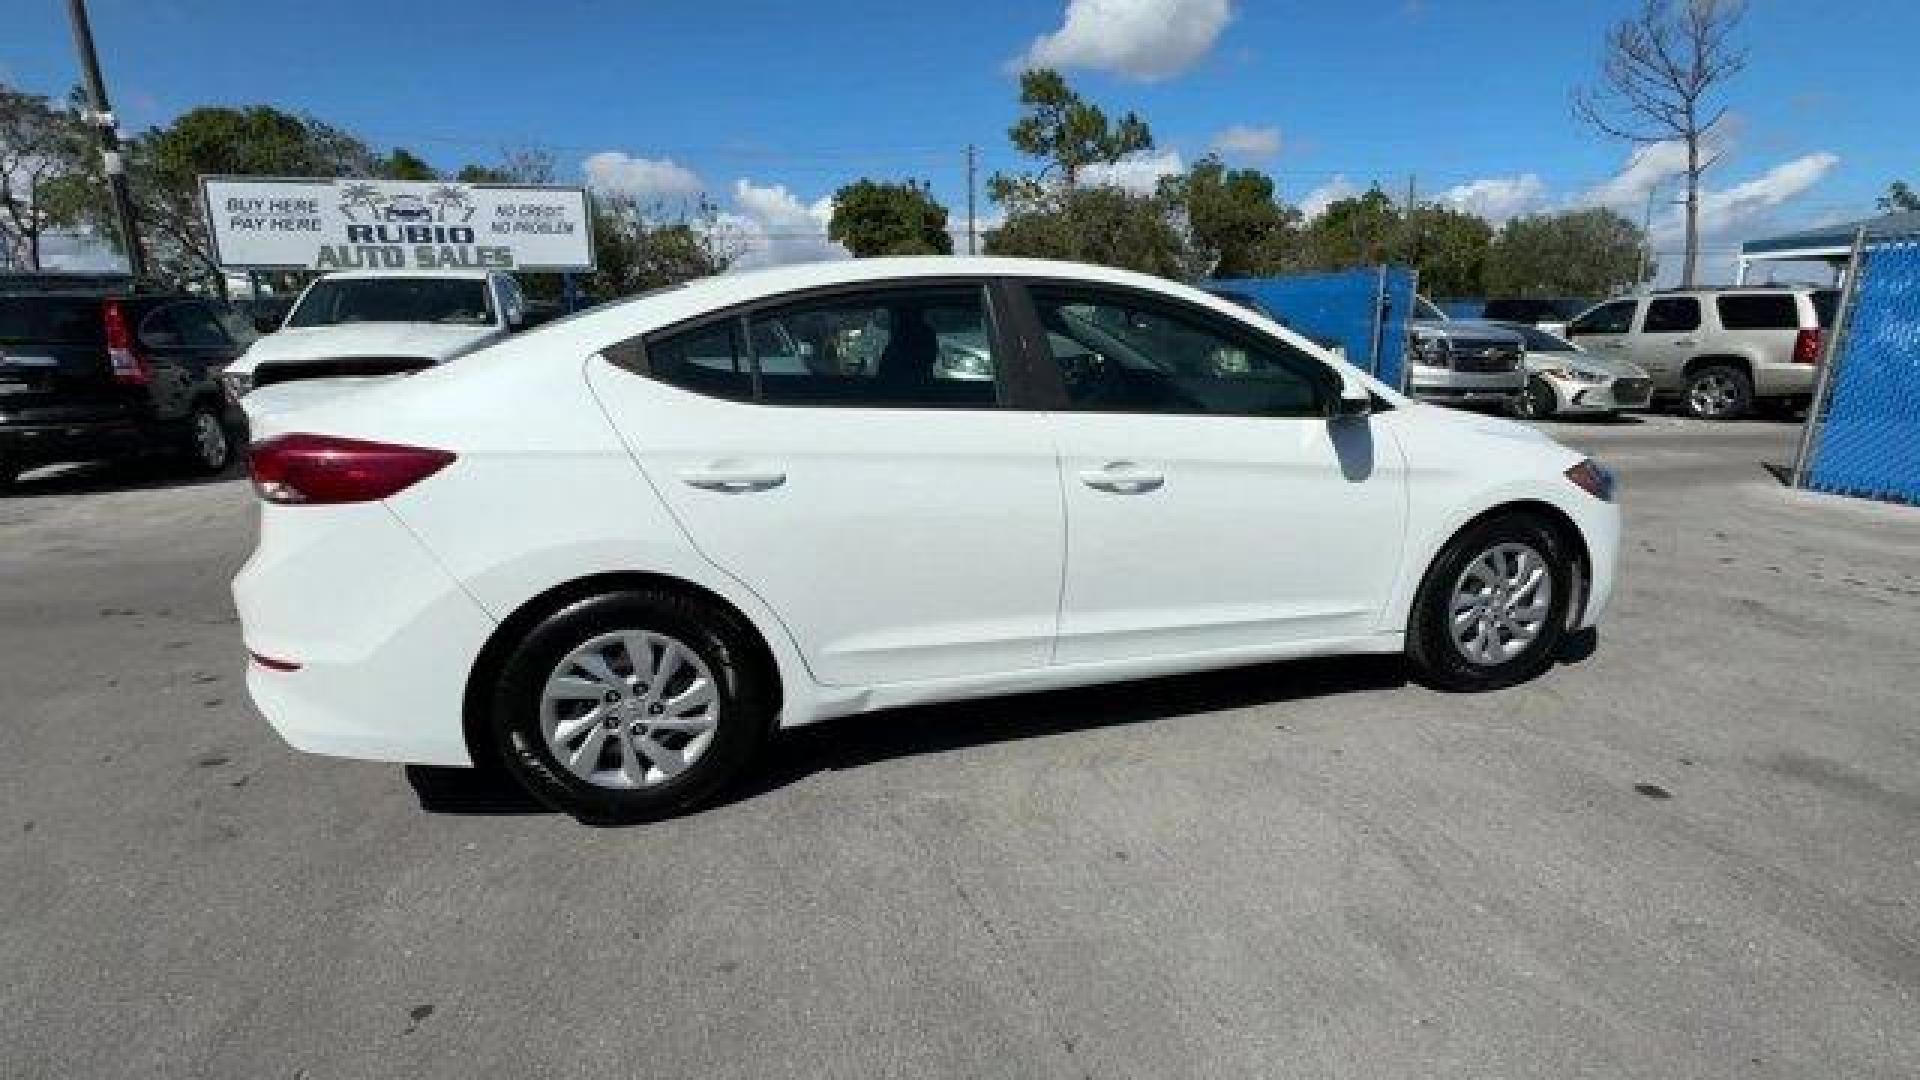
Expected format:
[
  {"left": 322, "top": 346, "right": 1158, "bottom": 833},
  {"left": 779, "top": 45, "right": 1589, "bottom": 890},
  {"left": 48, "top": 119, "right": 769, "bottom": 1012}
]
[
  {"left": 828, "top": 178, "right": 952, "bottom": 257},
  {"left": 0, "top": 84, "right": 92, "bottom": 270},
  {"left": 379, "top": 147, "right": 438, "bottom": 181},
  {"left": 1405, "top": 202, "right": 1493, "bottom": 296},
  {"left": 990, "top": 68, "right": 1153, "bottom": 203},
  {"left": 1878, "top": 180, "right": 1919, "bottom": 214},
  {"left": 1485, "top": 207, "right": 1649, "bottom": 299},
  {"left": 1158, "top": 154, "right": 1300, "bottom": 277},
  {"left": 56, "top": 105, "right": 385, "bottom": 291},
  {"left": 985, "top": 185, "right": 1202, "bottom": 279},
  {"left": 585, "top": 192, "right": 739, "bottom": 301},
  {"left": 1300, "top": 188, "right": 1403, "bottom": 269}
]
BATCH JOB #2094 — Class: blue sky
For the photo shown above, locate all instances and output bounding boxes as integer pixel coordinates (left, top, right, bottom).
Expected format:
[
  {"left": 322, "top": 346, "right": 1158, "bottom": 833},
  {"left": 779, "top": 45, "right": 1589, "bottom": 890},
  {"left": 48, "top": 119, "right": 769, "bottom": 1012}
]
[{"left": 4, "top": 0, "right": 1914, "bottom": 280}]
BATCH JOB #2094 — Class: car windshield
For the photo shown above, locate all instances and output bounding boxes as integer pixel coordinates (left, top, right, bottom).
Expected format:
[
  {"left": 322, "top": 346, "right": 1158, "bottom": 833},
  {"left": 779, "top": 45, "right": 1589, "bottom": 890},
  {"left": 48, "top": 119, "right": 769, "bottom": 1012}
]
[
  {"left": 1501, "top": 324, "right": 1578, "bottom": 351},
  {"left": 288, "top": 278, "right": 494, "bottom": 328}
]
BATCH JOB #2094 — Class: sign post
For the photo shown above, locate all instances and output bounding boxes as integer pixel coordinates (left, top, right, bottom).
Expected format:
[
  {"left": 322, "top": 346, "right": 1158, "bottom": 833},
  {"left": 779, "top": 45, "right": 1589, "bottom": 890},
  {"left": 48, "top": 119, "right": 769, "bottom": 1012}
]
[{"left": 199, "top": 177, "right": 595, "bottom": 275}]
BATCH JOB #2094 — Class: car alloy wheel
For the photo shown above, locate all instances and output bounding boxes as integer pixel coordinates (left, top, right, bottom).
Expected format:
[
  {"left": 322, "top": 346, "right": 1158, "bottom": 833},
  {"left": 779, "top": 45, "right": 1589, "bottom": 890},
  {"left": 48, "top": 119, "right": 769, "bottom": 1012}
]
[
  {"left": 1448, "top": 541, "right": 1554, "bottom": 666},
  {"left": 1684, "top": 366, "right": 1751, "bottom": 421},
  {"left": 540, "top": 630, "right": 720, "bottom": 790}
]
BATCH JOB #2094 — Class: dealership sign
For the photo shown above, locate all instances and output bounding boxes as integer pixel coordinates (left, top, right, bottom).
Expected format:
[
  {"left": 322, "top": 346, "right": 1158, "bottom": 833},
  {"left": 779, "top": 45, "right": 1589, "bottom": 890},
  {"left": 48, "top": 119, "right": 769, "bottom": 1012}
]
[{"left": 200, "top": 176, "right": 594, "bottom": 272}]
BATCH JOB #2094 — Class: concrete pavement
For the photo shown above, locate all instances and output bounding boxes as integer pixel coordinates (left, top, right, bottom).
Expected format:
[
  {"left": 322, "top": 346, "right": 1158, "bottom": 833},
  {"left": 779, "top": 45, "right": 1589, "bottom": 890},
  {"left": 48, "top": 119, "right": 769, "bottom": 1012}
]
[{"left": 3, "top": 416, "right": 1917, "bottom": 1079}]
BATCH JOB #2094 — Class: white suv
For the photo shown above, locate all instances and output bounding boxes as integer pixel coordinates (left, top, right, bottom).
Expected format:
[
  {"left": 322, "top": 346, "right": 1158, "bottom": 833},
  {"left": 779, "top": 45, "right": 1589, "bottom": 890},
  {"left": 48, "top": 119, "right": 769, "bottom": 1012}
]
[{"left": 1564, "top": 287, "right": 1838, "bottom": 420}]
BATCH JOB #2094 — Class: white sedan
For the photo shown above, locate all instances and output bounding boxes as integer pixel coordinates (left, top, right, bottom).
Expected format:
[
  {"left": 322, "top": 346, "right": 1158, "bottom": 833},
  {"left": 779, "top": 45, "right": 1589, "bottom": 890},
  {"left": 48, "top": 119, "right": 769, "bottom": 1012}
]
[
  {"left": 1481, "top": 320, "right": 1654, "bottom": 420},
  {"left": 233, "top": 258, "right": 1622, "bottom": 824}
]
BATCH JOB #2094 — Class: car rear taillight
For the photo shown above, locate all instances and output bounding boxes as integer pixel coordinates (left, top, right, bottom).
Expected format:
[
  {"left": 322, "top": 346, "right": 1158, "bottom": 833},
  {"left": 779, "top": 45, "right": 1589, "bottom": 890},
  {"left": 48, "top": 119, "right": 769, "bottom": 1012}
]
[
  {"left": 248, "top": 433, "right": 455, "bottom": 505},
  {"left": 1792, "top": 327, "right": 1823, "bottom": 365},
  {"left": 102, "top": 297, "right": 152, "bottom": 386}
]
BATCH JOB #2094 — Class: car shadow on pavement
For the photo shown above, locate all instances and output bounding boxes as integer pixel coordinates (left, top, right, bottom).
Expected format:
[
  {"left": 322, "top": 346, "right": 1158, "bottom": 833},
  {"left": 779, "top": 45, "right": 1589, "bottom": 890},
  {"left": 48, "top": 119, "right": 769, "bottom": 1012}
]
[
  {"left": 3, "top": 458, "right": 241, "bottom": 499},
  {"left": 408, "top": 653, "right": 1412, "bottom": 820}
]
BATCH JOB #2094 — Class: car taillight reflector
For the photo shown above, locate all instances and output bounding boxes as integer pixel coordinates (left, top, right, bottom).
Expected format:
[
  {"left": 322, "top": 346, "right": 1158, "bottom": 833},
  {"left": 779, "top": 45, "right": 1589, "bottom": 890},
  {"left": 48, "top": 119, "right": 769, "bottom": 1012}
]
[
  {"left": 1565, "top": 459, "right": 1616, "bottom": 502},
  {"left": 1793, "top": 327, "right": 1823, "bottom": 365},
  {"left": 102, "top": 297, "right": 152, "bottom": 386},
  {"left": 248, "top": 433, "right": 455, "bottom": 505}
]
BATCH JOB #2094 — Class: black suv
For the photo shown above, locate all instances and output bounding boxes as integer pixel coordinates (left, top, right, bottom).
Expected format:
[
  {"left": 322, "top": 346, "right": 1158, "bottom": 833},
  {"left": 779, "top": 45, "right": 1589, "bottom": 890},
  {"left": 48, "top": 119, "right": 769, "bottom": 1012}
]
[{"left": 0, "top": 277, "right": 250, "bottom": 488}]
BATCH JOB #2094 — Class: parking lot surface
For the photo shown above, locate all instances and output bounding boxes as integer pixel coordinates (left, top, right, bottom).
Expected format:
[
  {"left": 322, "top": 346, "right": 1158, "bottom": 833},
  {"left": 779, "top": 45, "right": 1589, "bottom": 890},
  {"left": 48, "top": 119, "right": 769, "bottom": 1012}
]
[{"left": 4, "top": 415, "right": 1918, "bottom": 1079}]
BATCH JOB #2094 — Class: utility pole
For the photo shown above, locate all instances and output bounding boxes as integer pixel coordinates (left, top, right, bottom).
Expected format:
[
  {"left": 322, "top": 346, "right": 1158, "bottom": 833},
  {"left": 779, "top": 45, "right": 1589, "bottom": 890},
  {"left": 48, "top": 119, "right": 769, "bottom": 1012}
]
[
  {"left": 965, "top": 143, "right": 978, "bottom": 256},
  {"left": 1636, "top": 183, "right": 1660, "bottom": 292},
  {"left": 1402, "top": 174, "right": 1418, "bottom": 266},
  {"left": 66, "top": 0, "right": 146, "bottom": 280}
]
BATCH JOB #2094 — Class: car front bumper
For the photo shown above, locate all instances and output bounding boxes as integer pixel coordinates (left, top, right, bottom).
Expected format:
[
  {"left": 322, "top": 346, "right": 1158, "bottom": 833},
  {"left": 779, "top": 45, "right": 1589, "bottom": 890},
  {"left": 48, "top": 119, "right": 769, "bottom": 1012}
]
[
  {"left": 1407, "top": 365, "right": 1525, "bottom": 403},
  {"left": 1545, "top": 375, "right": 1653, "bottom": 413}
]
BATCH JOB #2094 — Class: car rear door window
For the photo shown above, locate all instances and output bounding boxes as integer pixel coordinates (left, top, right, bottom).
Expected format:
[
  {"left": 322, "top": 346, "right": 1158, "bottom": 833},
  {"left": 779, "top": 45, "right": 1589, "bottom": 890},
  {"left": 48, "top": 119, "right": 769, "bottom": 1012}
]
[
  {"left": 1028, "top": 285, "right": 1328, "bottom": 417},
  {"left": 747, "top": 286, "right": 1000, "bottom": 409},
  {"left": 1716, "top": 294, "right": 1798, "bottom": 330},
  {"left": 1569, "top": 300, "right": 1635, "bottom": 336},
  {"left": 644, "top": 320, "right": 754, "bottom": 402},
  {"left": 1642, "top": 296, "right": 1701, "bottom": 333}
]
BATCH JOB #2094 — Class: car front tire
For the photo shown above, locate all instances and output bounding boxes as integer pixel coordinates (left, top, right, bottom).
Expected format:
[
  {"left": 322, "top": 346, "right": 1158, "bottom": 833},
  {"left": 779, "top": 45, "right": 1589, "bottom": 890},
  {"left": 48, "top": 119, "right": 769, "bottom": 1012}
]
[
  {"left": 488, "top": 588, "right": 773, "bottom": 825},
  {"left": 1406, "top": 513, "right": 1572, "bottom": 692},
  {"left": 1510, "top": 376, "right": 1558, "bottom": 421}
]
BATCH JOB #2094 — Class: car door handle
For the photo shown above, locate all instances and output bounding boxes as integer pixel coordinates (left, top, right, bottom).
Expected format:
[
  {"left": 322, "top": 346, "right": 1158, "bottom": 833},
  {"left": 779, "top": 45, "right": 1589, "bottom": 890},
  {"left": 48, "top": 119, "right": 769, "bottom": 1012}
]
[
  {"left": 678, "top": 468, "right": 786, "bottom": 493},
  {"left": 1079, "top": 462, "right": 1164, "bottom": 494},
  {"left": 1674, "top": 339, "right": 1696, "bottom": 347}
]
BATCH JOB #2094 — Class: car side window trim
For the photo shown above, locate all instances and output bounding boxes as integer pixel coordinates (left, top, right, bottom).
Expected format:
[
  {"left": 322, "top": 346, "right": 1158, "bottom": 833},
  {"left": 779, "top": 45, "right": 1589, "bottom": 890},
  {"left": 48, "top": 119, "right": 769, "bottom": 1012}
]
[{"left": 1003, "top": 277, "right": 1341, "bottom": 417}]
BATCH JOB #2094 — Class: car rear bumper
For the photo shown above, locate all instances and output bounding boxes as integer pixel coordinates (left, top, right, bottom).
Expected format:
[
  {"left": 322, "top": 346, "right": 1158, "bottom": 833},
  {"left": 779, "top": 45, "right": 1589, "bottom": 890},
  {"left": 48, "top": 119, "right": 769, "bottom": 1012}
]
[
  {"left": 1754, "top": 364, "right": 1816, "bottom": 398},
  {"left": 233, "top": 499, "right": 494, "bottom": 767},
  {"left": 0, "top": 417, "right": 154, "bottom": 464}
]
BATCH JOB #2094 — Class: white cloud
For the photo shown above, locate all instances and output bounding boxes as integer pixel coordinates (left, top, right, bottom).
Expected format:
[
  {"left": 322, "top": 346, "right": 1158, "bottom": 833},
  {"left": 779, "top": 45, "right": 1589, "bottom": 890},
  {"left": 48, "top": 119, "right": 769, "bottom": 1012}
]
[
  {"left": 1691, "top": 152, "right": 1839, "bottom": 237},
  {"left": 1209, "top": 124, "right": 1281, "bottom": 162},
  {"left": 1440, "top": 174, "right": 1547, "bottom": 223},
  {"left": 1579, "top": 139, "right": 1692, "bottom": 211},
  {"left": 582, "top": 151, "right": 704, "bottom": 202},
  {"left": 1016, "top": 0, "right": 1234, "bottom": 82},
  {"left": 1298, "top": 175, "right": 1357, "bottom": 220},
  {"left": 1081, "top": 149, "right": 1185, "bottom": 194},
  {"left": 715, "top": 179, "right": 848, "bottom": 271}
]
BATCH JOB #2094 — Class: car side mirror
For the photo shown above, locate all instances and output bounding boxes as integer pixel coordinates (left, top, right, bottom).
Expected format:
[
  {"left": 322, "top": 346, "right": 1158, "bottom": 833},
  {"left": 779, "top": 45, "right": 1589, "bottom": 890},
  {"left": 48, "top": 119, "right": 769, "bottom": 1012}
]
[{"left": 1332, "top": 369, "right": 1372, "bottom": 420}]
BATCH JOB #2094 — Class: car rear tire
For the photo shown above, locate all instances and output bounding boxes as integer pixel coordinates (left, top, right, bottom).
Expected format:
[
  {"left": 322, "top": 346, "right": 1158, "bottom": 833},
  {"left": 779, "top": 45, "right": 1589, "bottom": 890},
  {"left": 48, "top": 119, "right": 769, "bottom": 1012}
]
[
  {"left": 1406, "top": 513, "right": 1572, "bottom": 692},
  {"left": 487, "top": 588, "right": 773, "bottom": 825},
  {"left": 182, "top": 405, "right": 234, "bottom": 474},
  {"left": 1683, "top": 364, "right": 1753, "bottom": 421},
  {"left": 1510, "top": 376, "right": 1558, "bottom": 421}
]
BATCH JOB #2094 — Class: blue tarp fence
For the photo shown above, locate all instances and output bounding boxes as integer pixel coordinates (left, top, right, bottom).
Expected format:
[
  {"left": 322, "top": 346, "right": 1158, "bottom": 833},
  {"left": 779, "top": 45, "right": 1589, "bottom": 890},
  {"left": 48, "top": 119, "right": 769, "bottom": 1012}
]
[
  {"left": 1798, "top": 236, "right": 1920, "bottom": 505},
  {"left": 1208, "top": 268, "right": 1417, "bottom": 389}
]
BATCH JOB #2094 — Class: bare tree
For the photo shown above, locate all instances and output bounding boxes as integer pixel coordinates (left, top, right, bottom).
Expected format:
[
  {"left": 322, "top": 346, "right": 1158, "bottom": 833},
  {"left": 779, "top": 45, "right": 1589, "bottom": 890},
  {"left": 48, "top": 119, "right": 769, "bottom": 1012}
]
[
  {"left": 0, "top": 86, "right": 86, "bottom": 270},
  {"left": 1575, "top": 0, "right": 1748, "bottom": 287}
]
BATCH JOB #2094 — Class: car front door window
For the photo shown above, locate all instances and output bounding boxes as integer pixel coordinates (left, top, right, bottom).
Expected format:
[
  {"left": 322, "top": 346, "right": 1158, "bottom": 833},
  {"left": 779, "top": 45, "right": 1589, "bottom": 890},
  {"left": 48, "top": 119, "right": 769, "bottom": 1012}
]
[{"left": 1029, "top": 289, "right": 1328, "bottom": 417}]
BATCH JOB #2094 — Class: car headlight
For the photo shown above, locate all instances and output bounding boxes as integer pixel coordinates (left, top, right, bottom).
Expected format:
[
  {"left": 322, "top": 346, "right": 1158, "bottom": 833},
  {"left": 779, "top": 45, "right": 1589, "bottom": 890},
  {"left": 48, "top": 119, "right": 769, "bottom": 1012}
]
[
  {"left": 221, "top": 370, "right": 254, "bottom": 401},
  {"left": 1538, "top": 365, "right": 1606, "bottom": 384}
]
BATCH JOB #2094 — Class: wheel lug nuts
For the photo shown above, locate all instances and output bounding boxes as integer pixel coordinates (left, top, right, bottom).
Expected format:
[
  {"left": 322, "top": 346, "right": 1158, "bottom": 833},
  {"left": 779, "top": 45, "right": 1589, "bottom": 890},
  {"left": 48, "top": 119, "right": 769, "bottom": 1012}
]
[{"left": 648, "top": 703, "right": 664, "bottom": 715}]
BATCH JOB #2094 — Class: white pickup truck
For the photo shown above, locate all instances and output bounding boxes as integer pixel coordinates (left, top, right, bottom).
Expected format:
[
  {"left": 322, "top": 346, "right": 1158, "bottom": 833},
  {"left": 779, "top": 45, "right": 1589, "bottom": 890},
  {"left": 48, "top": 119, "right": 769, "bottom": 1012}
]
[{"left": 224, "top": 268, "right": 528, "bottom": 419}]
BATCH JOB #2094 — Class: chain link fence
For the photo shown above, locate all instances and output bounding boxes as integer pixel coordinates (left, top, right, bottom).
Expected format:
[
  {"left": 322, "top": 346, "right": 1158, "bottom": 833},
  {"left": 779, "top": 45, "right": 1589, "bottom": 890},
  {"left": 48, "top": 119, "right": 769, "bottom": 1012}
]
[{"left": 1794, "top": 232, "right": 1920, "bottom": 506}]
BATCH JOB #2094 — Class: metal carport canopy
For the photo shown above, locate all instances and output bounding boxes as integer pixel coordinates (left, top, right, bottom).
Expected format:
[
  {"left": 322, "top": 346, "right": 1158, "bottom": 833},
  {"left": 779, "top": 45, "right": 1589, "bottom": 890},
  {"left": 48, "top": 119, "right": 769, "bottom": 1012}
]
[{"left": 1740, "top": 211, "right": 1920, "bottom": 269}]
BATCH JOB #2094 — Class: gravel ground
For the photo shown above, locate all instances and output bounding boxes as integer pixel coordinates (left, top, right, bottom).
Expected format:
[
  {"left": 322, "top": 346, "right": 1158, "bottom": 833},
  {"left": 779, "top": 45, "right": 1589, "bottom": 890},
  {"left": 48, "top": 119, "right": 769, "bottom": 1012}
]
[{"left": 2, "top": 414, "right": 1917, "bottom": 1079}]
